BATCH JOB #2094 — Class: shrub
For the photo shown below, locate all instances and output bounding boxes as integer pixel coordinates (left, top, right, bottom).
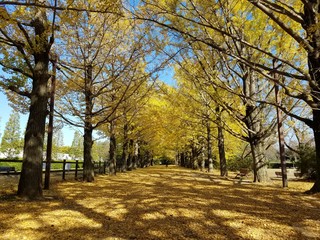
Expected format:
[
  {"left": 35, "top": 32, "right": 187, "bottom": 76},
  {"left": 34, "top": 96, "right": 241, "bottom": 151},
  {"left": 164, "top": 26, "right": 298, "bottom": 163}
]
[
  {"left": 227, "top": 155, "right": 252, "bottom": 172},
  {"left": 157, "top": 155, "right": 174, "bottom": 165},
  {"left": 294, "top": 145, "right": 316, "bottom": 180}
]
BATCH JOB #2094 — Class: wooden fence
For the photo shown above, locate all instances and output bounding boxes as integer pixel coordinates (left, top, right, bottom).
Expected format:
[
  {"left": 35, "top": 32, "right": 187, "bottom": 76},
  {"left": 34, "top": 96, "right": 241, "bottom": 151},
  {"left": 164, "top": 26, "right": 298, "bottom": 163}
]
[{"left": 0, "top": 159, "right": 107, "bottom": 180}]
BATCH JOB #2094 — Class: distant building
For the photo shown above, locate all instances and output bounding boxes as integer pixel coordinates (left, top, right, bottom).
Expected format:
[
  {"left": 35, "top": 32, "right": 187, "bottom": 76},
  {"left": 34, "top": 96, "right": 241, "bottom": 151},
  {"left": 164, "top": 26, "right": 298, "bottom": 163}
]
[{"left": 0, "top": 150, "right": 23, "bottom": 159}]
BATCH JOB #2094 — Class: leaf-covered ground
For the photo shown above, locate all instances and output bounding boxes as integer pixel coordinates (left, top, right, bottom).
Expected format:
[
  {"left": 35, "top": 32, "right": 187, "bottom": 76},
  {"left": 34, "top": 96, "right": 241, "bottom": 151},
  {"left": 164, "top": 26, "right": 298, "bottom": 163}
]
[{"left": 1, "top": 166, "right": 320, "bottom": 240}]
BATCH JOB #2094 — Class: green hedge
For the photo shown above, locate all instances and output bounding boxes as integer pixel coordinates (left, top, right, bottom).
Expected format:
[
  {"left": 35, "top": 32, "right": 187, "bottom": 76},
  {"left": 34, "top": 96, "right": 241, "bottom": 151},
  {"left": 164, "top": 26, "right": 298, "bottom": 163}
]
[{"left": 227, "top": 156, "right": 252, "bottom": 172}]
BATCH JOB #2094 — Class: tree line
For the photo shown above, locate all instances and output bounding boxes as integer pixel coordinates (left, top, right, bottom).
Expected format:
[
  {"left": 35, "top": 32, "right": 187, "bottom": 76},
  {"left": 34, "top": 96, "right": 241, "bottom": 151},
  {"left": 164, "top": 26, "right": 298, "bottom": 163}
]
[{"left": 0, "top": 0, "right": 319, "bottom": 199}]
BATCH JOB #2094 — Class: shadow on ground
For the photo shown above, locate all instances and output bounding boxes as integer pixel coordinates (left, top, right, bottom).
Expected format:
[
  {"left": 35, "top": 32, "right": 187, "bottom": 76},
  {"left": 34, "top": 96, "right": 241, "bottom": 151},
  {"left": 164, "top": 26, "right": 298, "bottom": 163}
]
[{"left": 0, "top": 166, "right": 320, "bottom": 240}]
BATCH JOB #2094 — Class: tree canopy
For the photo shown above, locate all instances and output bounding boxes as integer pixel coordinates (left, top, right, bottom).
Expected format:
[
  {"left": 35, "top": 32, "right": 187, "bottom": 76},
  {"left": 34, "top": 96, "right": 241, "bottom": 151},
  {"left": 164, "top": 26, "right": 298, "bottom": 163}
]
[
  {"left": 0, "top": 110, "right": 22, "bottom": 158},
  {"left": 1, "top": 0, "right": 320, "bottom": 197}
]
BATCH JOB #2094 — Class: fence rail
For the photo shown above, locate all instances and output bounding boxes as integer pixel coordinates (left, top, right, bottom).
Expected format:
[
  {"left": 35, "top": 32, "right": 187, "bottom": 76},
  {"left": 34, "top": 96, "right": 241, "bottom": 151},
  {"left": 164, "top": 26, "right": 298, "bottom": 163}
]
[{"left": 0, "top": 159, "right": 106, "bottom": 180}]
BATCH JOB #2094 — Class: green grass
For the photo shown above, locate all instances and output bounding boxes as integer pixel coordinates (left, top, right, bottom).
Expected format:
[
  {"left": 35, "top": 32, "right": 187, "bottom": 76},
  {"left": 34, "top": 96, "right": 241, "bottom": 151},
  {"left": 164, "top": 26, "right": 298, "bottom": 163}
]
[
  {"left": 0, "top": 162, "right": 22, "bottom": 171},
  {"left": 0, "top": 160, "right": 83, "bottom": 172}
]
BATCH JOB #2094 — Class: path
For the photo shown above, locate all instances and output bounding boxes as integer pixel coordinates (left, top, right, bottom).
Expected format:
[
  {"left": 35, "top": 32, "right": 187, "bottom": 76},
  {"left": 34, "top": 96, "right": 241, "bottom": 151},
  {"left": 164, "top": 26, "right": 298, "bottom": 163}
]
[{"left": 0, "top": 166, "right": 320, "bottom": 239}]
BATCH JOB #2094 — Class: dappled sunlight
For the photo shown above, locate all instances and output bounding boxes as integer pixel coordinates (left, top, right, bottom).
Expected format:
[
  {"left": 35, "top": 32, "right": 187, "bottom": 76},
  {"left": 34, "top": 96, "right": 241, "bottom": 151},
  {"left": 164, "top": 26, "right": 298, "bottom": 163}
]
[
  {"left": 40, "top": 210, "right": 102, "bottom": 230},
  {"left": 142, "top": 211, "right": 167, "bottom": 220},
  {"left": 213, "top": 209, "right": 299, "bottom": 239},
  {"left": 140, "top": 197, "right": 161, "bottom": 205},
  {"left": 1, "top": 165, "right": 320, "bottom": 239},
  {"left": 214, "top": 209, "right": 248, "bottom": 219},
  {"left": 1, "top": 203, "right": 51, "bottom": 239},
  {"left": 148, "top": 229, "right": 166, "bottom": 238},
  {"left": 293, "top": 219, "right": 320, "bottom": 238},
  {"left": 188, "top": 222, "right": 210, "bottom": 235},
  {"left": 14, "top": 218, "right": 42, "bottom": 230},
  {"left": 2, "top": 229, "right": 47, "bottom": 240},
  {"left": 104, "top": 237, "right": 126, "bottom": 240},
  {"left": 162, "top": 207, "right": 206, "bottom": 219},
  {"left": 75, "top": 197, "right": 129, "bottom": 220}
]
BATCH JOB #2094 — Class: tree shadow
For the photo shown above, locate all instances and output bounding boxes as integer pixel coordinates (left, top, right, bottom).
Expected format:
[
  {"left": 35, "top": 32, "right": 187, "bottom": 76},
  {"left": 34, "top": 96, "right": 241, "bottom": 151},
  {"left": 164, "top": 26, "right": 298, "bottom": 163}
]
[{"left": 0, "top": 165, "right": 319, "bottom": 239}]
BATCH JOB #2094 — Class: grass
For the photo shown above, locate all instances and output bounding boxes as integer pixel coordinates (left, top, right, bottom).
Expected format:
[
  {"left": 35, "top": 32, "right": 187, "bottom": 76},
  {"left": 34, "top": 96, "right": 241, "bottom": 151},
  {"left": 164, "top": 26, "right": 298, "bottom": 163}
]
[
  {"left": 0, "top": 160, "right": 83, "bottom": 171},
  {"left": 0, "top": 160, "right": 22, "bottom": 171},
  {"left": 0, "top": 165, "right": 319, "bottom": 240}
]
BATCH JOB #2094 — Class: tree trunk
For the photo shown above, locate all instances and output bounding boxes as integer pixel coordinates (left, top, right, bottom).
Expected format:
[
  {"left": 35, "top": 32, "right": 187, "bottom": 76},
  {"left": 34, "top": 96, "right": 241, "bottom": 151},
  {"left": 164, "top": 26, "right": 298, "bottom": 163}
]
[
  {"left": 303, "top": 2, "right": 320, "bottom": 193},
  {"left": 180, "top": 152, "right": 185, "bottom": 167},
  {"left": 121, "top": 122, "right": 129, "bottom": 172},
  {"left": 109, "top": 120, "right": 117, "bottom": 175},
  {"left": 137, "top": 144, "right": 142, "bottom": 168},
  {"left": 176, "top": 152, "right": 180, "bottom": 165},
  {"left": 207, "top": 119, "right": 214, "bottom": 172},
  {"left": 44, "top": 58, "right": 57, "bottom": 190},
  {"left": 308, "top": 63, "right": 320, "bottom": 192},
  {"left": 143, "top": 150, "right": 150, "bottom": 167},
  {"left": 274, "top": 80, "right": 288, "bottom": 188},
  {"left": 199, "top": 144, "right": 205, "bottom": 171},
  {"left": 186, "top": 151, "right": 192, "bottom": 168},
  {"left": 83, "top": 126, "right": 94, "bottom": 181},
  {"left": 191, "top": 142, "right": 198, "bottom": 169},
  {"left": 83, "top": 64, "right": 94, "bottom": 182},
  {"left": 217, "top": 107, "right": 227, "bottom": 176},
  {"left": 17, "top": 11, "right": 50, "bottom": 199},
  {"left": 252, "top": 140, "right": 268, "bottom": 182},
  {"left": 132, "top": 141, "right": 139, "bottom": 170},
  {"left": 127, "top": 139, "right": 134, "bottom": 170},
  {"left": 17, "top": 72, "right": 48, "bottom": 199},
  {"left": 245, "top": 105, "right": 268, "bottom": 183},
  {"left": 243, "top": 69, "right": 268, "bottom": 182},
  {"left": 309, "top": 122, "right": 320, "bottom": 193}
]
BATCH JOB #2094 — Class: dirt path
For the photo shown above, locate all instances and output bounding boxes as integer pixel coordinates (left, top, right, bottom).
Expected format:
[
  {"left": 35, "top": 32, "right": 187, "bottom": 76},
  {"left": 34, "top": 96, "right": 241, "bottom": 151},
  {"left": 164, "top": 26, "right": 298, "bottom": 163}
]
[{"left": 0, "top": 166, "right": 320, "bottom": 240}]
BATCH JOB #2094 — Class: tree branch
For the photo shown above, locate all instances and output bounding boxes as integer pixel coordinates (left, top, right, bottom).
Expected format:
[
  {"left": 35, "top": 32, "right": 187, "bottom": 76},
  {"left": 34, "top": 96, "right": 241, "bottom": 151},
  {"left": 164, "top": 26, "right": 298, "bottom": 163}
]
[
  {"left": 257, "top": 0, "right": 304, "bottom": 24},
  {"left": 248, "top": 0, "right": 313, "bottom": 53},
  {"left": 0, "top": 61, "right": 33, "bottom": 78},
  {"left": 7, "top": 85, "right": 31, "bottom": 98},
  {"left": 0, "top": 1, "right": 124, "bottom": 16}
]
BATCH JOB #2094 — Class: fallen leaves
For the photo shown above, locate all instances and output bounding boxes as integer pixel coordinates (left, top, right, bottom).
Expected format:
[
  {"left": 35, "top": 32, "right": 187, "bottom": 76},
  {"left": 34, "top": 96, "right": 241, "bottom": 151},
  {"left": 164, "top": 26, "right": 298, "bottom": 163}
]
[{"left": 0, "top": 166, "right": 319, "bottom": 240}]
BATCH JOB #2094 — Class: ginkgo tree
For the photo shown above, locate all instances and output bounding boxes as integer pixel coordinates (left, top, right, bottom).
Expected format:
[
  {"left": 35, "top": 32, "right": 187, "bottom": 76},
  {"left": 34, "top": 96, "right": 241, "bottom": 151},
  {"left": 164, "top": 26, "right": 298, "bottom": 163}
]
[
  {"left": 0, "top": 0, "right": 129, "bottom": 197},
  {"left": 245, "top": 0, "right": 320, "bottom": 193},
  {"left": 174, "top": 68, "right": 217, "bottom": 172},
  {"left": 174, "top": 58, "right": 245, "bottom": 175},
  {"left": 0, "top": 2, "right": 56, "bottom": 199},
  {"left": 134, "top": 0, "right": 278, "bottom": 181},
  {"left": 55, "top": 1, "right": 164, "bottom": 181},
  {"left": 107, "top": 79, "right": 155, "bottom": 172},
  {"left": 56, "top": 8, "right": 142, "bottom": 181},
  {"left": 134, "top": 0, "right": 320, "bottom": 192},
  {"left": 181, "top": 39, "right": 279, "bottom": 182},
  {"left": 125, "top": 82, "right": 186, "bottom": 165}
]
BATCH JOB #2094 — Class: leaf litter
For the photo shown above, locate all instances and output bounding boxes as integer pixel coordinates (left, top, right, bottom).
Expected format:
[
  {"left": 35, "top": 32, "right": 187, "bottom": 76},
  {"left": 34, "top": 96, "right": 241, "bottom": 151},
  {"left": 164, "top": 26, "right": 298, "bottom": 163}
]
[{"left": 0, "top": 166, "right": 320, "bottom": 240}]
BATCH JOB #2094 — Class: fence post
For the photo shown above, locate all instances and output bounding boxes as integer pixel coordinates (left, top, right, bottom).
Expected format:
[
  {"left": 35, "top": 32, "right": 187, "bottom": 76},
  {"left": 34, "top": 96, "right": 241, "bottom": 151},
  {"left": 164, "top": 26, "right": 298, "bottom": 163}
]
[
  {"left": 75, "top": 160, "right": 78, "bottom": 180},
  {"left": 62, "top": 159, "right": 66, "bottom": 180}
]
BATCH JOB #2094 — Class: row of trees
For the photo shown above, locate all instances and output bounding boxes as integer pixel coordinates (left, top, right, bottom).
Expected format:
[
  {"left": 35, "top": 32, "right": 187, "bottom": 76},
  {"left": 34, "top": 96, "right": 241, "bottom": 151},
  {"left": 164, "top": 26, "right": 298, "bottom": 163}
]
[
  {"left": 132, "top": 0, "right": 320, "bottom": 193},
  {"left": 0, "top": 0, "right": 169, "bottom": 199},
  {"left": 1, "top": 0, "right": 320, "bottom": 198}
]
